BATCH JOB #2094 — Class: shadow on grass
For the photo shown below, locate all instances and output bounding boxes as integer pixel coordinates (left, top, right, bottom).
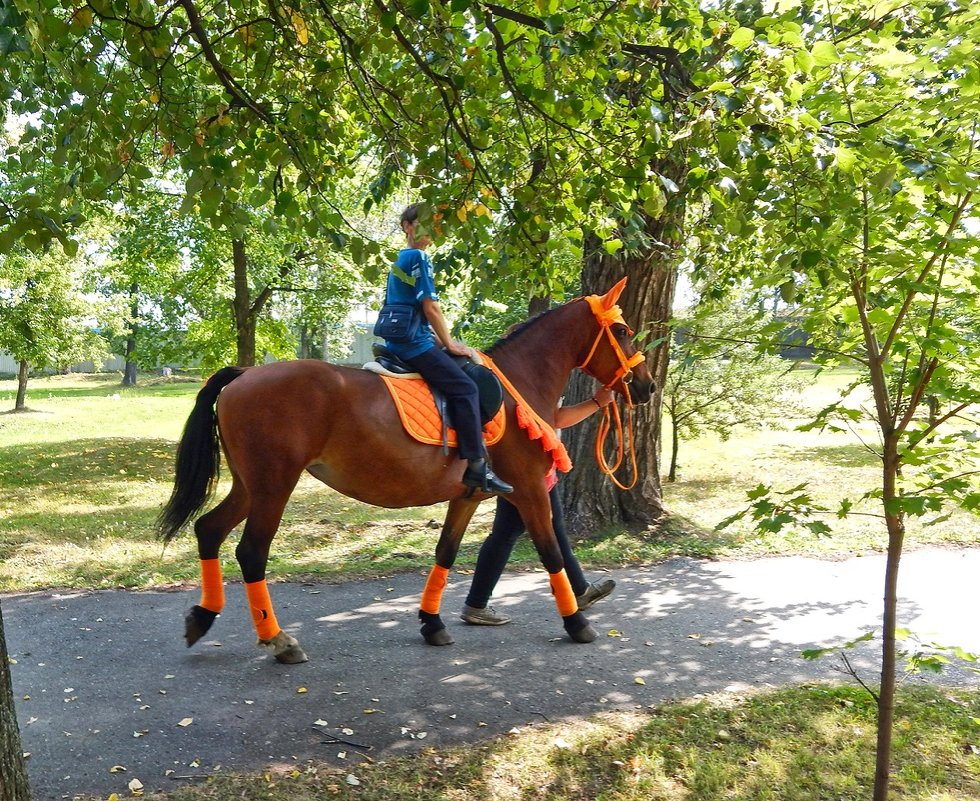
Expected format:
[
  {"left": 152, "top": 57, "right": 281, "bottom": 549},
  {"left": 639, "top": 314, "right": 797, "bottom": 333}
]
[
  {"left": 0, "top": 436, "right": 177, "bottom": 488},
  {"left": 776, "top": 441, "right": 880, "bottom": 468}
]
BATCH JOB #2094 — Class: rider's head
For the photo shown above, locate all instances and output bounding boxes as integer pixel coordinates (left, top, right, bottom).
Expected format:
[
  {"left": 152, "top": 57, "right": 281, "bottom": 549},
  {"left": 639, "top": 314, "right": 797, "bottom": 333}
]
[{"left": 400, "top": 203, "right": 432, "bottom": 249}]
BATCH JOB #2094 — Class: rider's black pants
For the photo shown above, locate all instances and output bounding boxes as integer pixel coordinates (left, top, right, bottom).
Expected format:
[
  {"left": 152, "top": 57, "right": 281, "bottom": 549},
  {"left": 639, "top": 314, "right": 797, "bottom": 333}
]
[{"left": 404, "top": 346, "right": 483, "bottom": 461}]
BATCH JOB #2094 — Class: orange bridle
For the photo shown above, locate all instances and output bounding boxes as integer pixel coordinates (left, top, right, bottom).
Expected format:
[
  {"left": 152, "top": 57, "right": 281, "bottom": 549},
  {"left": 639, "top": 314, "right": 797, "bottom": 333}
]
[
  {"left": 579, "top": 294, "right": 645, "bottom": 490},
  {"left": 578, "top": 295, "right": 646, "bottom": 403}
]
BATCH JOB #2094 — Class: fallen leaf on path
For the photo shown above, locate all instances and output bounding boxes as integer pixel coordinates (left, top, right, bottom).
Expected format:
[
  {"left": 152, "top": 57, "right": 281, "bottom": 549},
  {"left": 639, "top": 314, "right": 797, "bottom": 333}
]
[
  {"left": 346, "top": 774, "right": 361, "bottom": 786},
  {"left": 110, "top": 765, "right": 127, "bottom": 774},
  {"left": 128, "top": 778, "right": 143, "bottom": 793},
  {"left": 297, "top": 687, "right": 308, "bottom": 694},
  {"left": 177, "top": 718, "right": 193, "bottom": 727},
  {"left": 607, "top": 629, "right": 621, "bottom": 637},
  {"left": 634, "top": 677, "right": 646, "bottom": 685}
]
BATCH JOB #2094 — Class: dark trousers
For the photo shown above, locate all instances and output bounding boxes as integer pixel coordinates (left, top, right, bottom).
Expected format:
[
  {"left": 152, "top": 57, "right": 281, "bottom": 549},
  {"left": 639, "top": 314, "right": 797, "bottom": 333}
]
[
  {"left": 404, "top": 346, "right": 484, "bottom": 461},
  {"left": 465, "top": 486, "right": 589, "bottom": 609}
]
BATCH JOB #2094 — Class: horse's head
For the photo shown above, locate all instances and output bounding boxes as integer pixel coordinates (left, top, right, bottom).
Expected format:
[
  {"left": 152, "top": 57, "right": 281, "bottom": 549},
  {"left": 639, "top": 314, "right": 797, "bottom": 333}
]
[{"left": 578, "top": 278, "right": 655, "bottom": 405}]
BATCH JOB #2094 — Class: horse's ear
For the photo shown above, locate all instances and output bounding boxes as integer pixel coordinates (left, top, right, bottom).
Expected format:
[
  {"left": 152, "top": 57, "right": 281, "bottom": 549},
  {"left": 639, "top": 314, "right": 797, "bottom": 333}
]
[{"left": 600, "top": 277, "right": 628, "bottom": 310}]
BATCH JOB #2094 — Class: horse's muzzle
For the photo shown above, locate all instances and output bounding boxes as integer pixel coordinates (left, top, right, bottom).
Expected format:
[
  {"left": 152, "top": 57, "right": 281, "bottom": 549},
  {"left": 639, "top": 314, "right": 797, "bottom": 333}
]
[{"left": 628, "top": 377, "right": 655, "bottom": 405}]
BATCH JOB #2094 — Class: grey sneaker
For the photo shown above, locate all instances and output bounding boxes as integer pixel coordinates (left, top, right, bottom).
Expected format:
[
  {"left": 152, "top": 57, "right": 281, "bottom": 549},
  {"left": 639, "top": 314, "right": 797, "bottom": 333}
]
[
  {"left": 576, "top": 578, "right": 616, "bottom": 610},
  {"left": 460, "top": 604, "right": 512, "bottom": 625}
]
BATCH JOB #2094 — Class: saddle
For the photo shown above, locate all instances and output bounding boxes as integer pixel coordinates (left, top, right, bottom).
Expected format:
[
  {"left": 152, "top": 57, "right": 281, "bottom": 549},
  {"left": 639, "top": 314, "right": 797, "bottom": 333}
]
[{"left": 365, "top": 345, "right": 506, "bottom": 451}]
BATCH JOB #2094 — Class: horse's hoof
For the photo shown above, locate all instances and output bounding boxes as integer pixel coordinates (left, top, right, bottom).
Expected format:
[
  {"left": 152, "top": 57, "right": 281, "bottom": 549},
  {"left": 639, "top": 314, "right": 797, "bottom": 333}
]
[
  {"left": 259, "top": 631, "right": 309, "bottom": 663},
  {"left": 185, "top": 605, "right": 218, "bottom": 647},
  {"left": 562, "top": 611, "right": 596, "bottom": 643},
  {"left": 419, "top": 610, "right": 453, "bottom": 645},
  {"left": 569, "top": 624, "right": 597, "bottom": 643},
  {"left": 275, "top": 644, "right": 309, "bottom": 664},
  {"left": 424, "top": 627, "right": 455, "bottom": 646}
]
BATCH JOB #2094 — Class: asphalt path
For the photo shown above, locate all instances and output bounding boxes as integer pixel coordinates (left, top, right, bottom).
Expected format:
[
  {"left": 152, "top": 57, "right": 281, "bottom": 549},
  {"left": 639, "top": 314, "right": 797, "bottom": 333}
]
[{"left": 6, "top": 547, "right": 979, "bottom": 800}]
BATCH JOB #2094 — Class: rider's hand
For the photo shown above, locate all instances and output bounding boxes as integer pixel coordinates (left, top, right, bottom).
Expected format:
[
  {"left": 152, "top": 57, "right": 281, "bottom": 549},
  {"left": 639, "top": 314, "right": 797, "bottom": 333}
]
[
  {"left": 446, "top": 341, "right": 475, "bottom": 359},
  {"left": 593, "top": 387, "right": 615, "bottom": 408}
]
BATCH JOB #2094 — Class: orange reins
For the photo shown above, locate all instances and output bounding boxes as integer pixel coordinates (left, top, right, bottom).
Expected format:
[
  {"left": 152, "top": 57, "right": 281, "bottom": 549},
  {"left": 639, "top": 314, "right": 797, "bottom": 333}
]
[{"left": 579, "top": 294, "right": 645, "bottom": 491}]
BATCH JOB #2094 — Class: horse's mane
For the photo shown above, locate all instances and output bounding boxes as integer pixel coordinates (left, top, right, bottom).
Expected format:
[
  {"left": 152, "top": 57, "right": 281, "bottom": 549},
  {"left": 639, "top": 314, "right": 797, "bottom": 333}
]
[{"left": 485, "top": 301, "right": 577, "bottom": 356}]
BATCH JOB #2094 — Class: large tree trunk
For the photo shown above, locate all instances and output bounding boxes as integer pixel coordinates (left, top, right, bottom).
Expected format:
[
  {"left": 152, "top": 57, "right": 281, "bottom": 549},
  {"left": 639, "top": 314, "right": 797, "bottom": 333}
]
[
  {"left": 232, "top": 238, "right": 257, "bottom": 367},
  {"left": 0, "top": 602, "right": 31, "bottom": 801},
  {"left": 14, "top": 360, "right": 28, "bottom": 412},
  {"left": 122, "top": 283, "right": 139, "bottom": 387},
  {"left": 559, "top": 204, "right": 682, "bottom": 536}
]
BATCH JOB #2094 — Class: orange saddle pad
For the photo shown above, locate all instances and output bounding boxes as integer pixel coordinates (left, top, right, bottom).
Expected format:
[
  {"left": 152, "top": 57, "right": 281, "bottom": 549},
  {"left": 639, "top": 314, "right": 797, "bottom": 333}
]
[{"left": 379, "top": 375, "right": 506, "bottom": 448}]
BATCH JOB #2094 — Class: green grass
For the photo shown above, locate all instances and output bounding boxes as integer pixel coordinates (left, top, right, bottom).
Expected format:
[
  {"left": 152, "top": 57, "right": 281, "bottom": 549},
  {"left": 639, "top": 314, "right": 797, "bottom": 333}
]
[
  {"left": 1, "top": 369, "right": 978, "bottom": 591},
  {"left": 135, "top": 685, "right": 980, "bottom": 801},
  {"left": 663, "top": 365, "right": 980, "bottom": 558}
]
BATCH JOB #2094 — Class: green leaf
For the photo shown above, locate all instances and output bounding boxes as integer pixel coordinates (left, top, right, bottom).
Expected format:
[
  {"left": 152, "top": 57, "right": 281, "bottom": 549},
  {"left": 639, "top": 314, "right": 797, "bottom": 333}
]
[
  {"left": 728, "top": 27, "right": 754, "bottom": 51},
  {"left": 811, "top": 41, "right": 839, "bottom": 66},
  {"left": 800, "top": 249, "right": 821, "bottom": 267},
  {"left": 871, "top": 164, "right": 897, "bottom": 191},
  {"left": 834, "top": 145, "right": 856, "bottom": 172},
  {"left": 603, "top": 238, "right": 623, "bottom": 255},
  {"left": 544, "top": 15, "right": 565, "bottom": 34},
  {"left": 902, "top": 159, "right": 934, "bottom": 177},
  {"left": 794, "top": 49, "right": 814, "bottom": 74}
]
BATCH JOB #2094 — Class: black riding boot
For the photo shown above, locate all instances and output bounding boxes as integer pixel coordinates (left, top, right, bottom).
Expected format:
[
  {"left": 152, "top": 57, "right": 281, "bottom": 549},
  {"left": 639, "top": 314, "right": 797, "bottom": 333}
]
[{"left": 462, "top": 458, "right": 514, "bottom": 494}]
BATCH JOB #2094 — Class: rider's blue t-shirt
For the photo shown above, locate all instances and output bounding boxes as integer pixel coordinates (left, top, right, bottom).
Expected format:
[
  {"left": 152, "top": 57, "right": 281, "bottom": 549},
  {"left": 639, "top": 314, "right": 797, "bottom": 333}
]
[{"left": 382, "top": 248, "right": 438, "bottom": 359}]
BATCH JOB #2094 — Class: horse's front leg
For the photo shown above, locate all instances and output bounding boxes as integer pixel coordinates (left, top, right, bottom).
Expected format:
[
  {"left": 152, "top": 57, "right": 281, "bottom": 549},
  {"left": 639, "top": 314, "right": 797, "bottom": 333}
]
[
  {"left": 518, "top": 492, "right": 597, "bottom": 644},
  {"left": 419, "top": 497, "right": 481, "bottom": 645}
]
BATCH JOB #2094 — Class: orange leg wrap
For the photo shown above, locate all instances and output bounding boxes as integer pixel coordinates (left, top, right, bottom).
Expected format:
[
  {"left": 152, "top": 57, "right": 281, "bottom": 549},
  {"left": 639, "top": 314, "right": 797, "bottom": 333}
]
[
  {"left": 244, "top": 579, "right": 281, "bottom": 641},
  {"left": 549, "top": 569, "right": 578, "bottom": 617},
  {"left": 420, "top": 565, "right": 450, "bottom": 615},
  {"left": 199, "top": 558, "right": 225, "bottom": 614}
]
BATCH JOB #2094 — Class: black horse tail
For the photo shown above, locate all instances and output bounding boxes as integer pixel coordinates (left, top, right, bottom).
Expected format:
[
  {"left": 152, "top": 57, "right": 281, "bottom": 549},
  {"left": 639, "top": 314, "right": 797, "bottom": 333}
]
[{"left": 158, "top": 367, "right": 246, "bottom": 543}]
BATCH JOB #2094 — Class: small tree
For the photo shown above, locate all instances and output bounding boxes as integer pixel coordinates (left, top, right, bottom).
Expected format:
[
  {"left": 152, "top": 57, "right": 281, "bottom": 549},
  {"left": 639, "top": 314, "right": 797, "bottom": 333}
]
[
  {"left": 0, "top": 248, "right": 107, "bottom": 410},
  {"left": 664, "top": 301, "right": 806, "bottom": 482},
  {"left": 703, "top": 5, "right": 980, "bottom": 800}
]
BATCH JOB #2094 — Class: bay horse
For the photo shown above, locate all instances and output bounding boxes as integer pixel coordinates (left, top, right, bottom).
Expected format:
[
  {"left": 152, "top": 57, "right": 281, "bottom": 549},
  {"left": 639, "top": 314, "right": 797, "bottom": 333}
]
[{"left": 158, "top": 278, "right": 653, "bottom": 663}]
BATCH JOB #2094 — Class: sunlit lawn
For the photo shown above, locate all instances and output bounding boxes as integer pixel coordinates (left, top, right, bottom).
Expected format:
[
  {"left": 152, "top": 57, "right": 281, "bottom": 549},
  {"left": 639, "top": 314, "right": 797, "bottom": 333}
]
[{"left": 1, "top": 368, "right": 978, "bottom": 592}]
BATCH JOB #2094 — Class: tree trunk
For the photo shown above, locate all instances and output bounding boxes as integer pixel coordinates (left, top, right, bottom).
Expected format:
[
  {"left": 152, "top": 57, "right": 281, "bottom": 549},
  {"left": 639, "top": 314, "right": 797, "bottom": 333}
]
[
  {"left": 873, "top": 436, "right": 904, "bottom": 801},
  {"left": 232, "top": 238, "right": 257, "bottom": 367},
  {"left": 299, "top": 323, "right": 311, "bottom": 359},
  {"left": 122, "top": 283, "right": 139, "bottom": 387},
  {"left": 559, "top": 202, "right": 682, "bottom": 536},
  {"left": 14, "top": 361, "right": 28, "bottom": 412},
  {"left": 668, "top": 412, "right": 679, "bottom": 483},
  {"left": 0, "top": 602, "right": 31, "bottom": 801}
]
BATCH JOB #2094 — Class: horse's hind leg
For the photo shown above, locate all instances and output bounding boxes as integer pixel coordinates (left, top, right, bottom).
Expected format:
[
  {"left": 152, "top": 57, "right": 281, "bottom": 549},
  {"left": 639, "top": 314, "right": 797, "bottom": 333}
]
[
  {"left": 186, "top": 480, "right": 249, "bottom": 647},
  {"left": 235, "top": 479, "right": 308, "bottom": 664},
  {"left": 419, "top": 498, "right": 480, "bottom": 646}
]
